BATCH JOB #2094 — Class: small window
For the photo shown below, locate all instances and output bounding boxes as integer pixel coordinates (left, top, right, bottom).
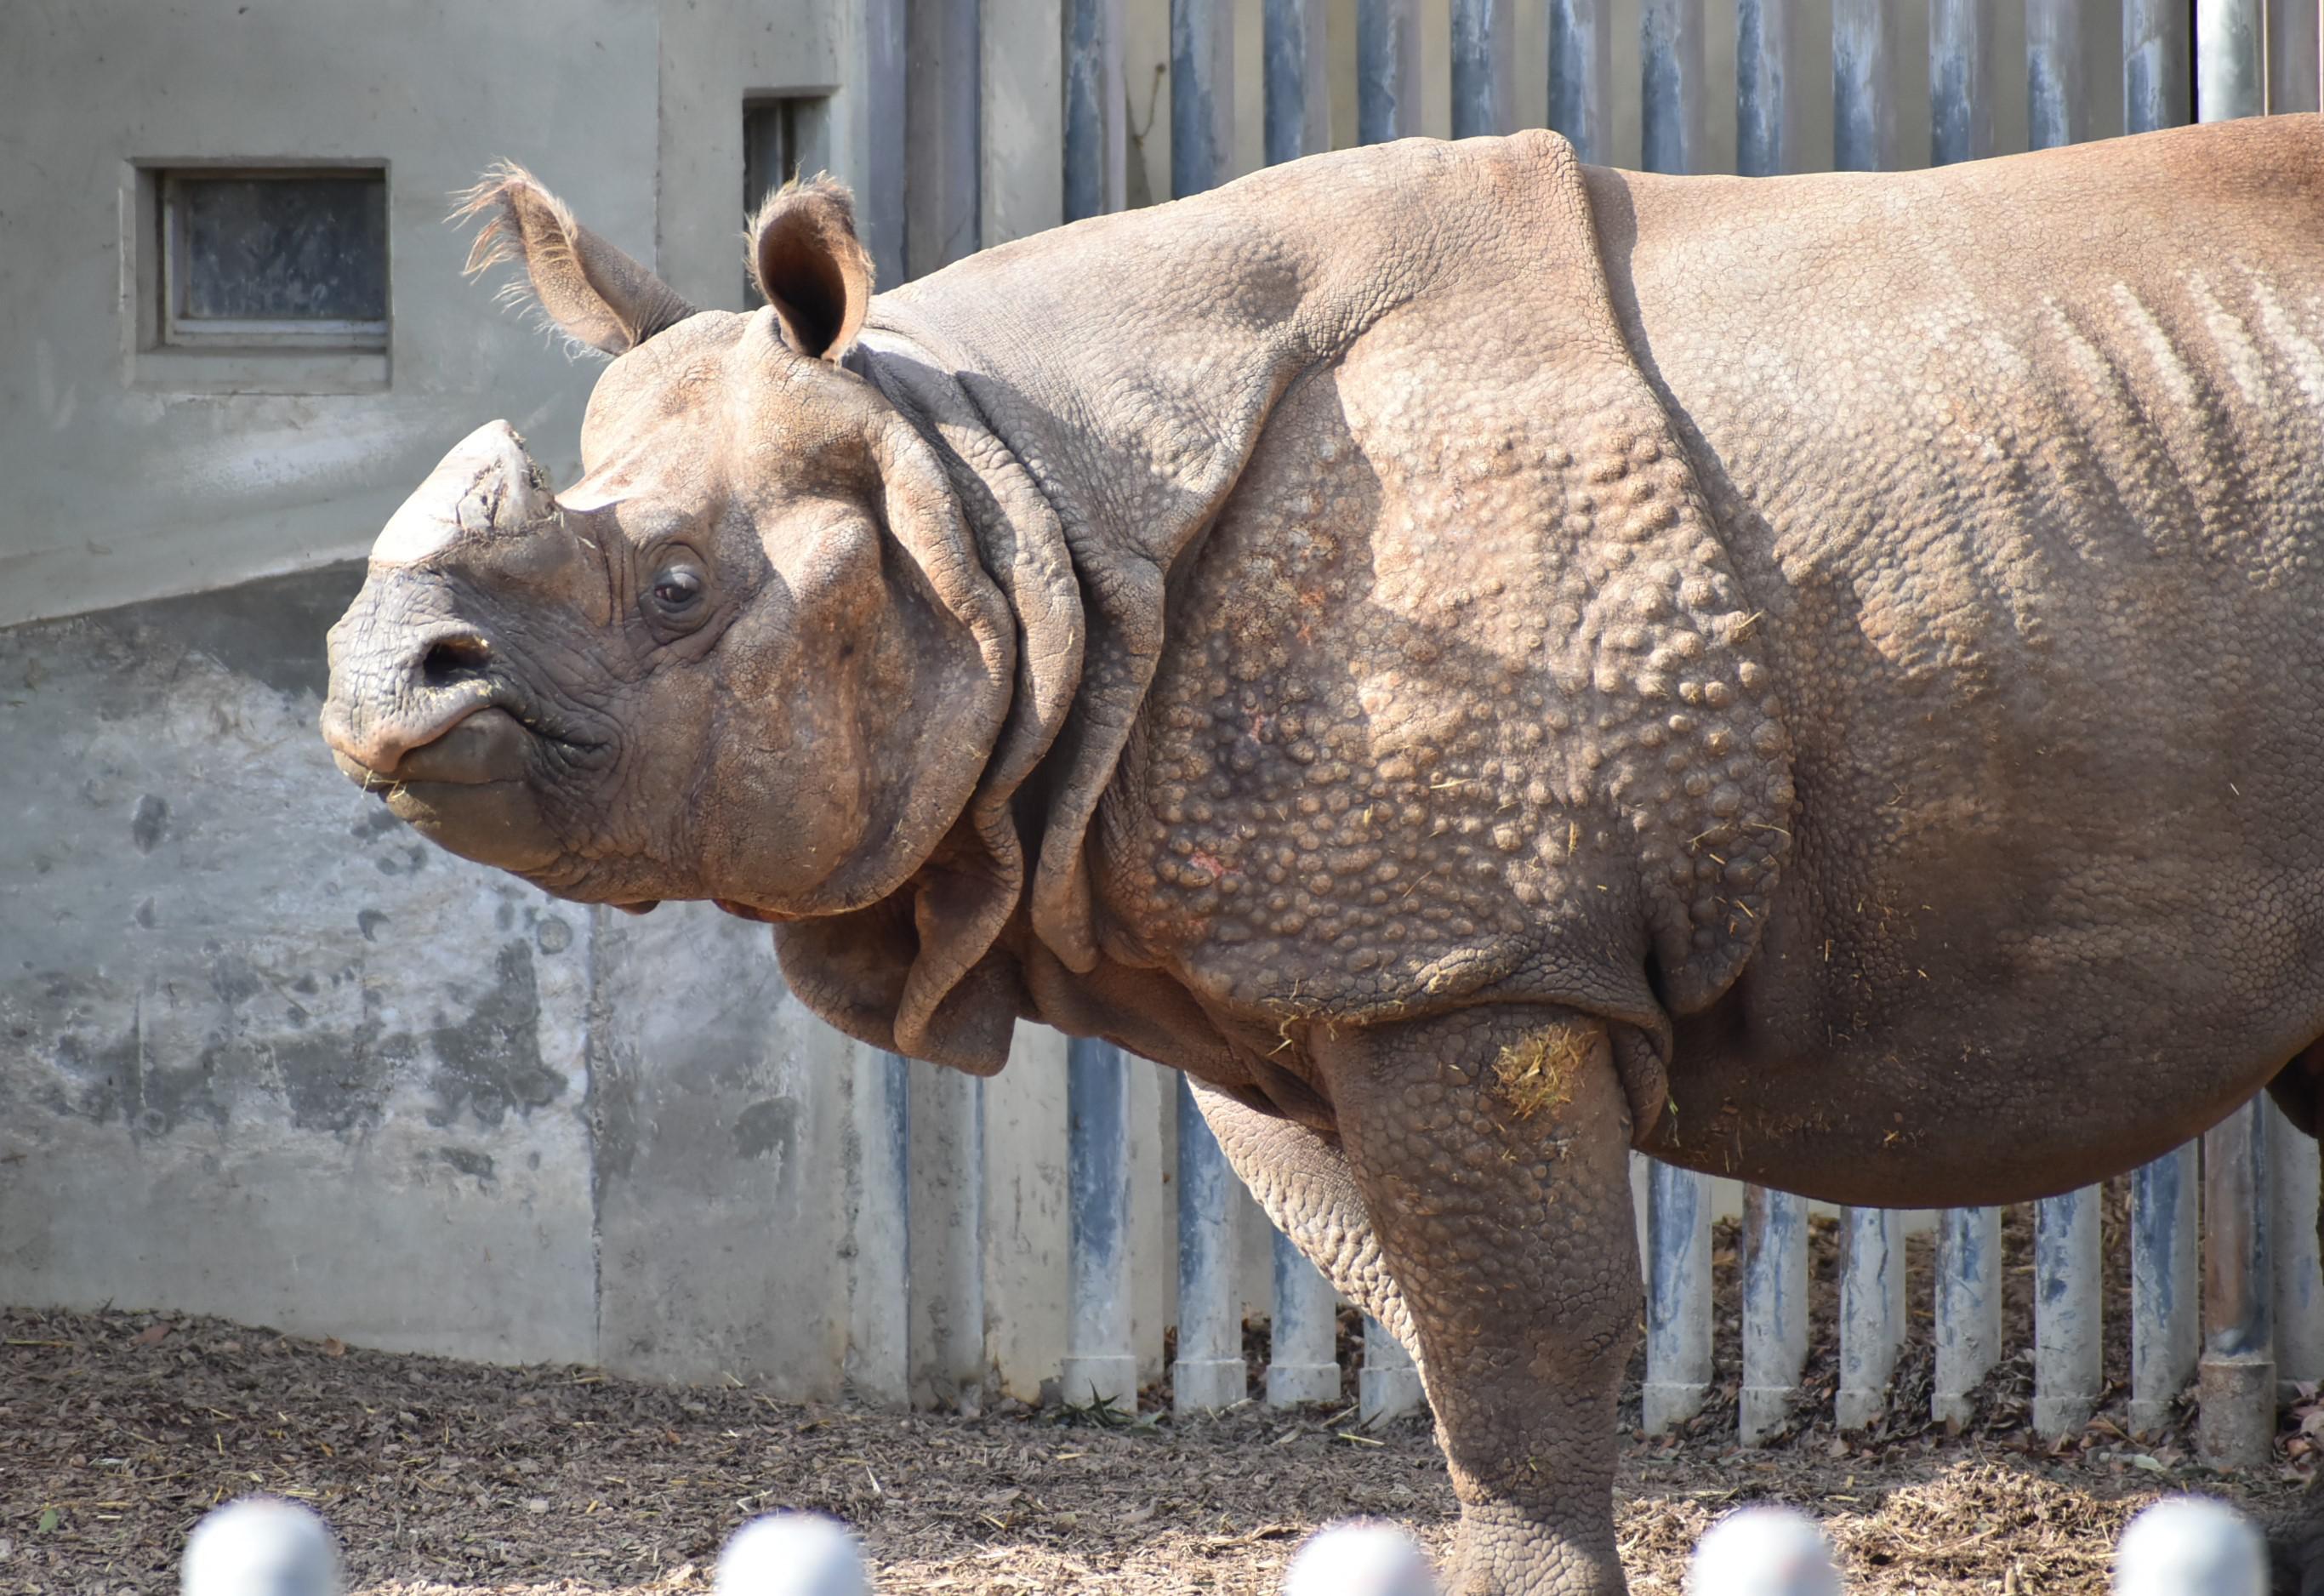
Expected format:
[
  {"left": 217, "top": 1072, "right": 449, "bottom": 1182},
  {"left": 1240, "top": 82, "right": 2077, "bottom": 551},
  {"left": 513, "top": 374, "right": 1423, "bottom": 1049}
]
[
  {"left": 160, "top": 169, "right": 388, "bottom": 350},
  {"left": 742, "top": 96, "right": 833, "bottom": 307}
]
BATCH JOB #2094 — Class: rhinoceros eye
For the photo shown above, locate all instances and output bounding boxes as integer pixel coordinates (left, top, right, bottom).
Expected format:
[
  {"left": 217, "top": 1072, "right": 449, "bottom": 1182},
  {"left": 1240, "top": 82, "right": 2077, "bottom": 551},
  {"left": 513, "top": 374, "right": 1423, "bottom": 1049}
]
[{"left": 645, "top": 558, "right": 708, "bottom": 630}]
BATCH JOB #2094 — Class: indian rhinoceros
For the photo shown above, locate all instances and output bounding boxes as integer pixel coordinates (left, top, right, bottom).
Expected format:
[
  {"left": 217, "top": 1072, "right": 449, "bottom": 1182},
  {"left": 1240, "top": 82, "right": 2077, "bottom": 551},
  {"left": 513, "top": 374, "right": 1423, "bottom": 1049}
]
[{"left": 320, "top": 115, "right": 2324, "bottom": 1594}]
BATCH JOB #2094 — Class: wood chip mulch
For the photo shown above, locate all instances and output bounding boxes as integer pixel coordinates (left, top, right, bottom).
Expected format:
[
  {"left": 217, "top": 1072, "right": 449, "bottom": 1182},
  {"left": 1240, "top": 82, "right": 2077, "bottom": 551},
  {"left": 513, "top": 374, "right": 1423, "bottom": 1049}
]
[{"left": 6, "top": 1200, "right": 2321, "bottom": 1593}]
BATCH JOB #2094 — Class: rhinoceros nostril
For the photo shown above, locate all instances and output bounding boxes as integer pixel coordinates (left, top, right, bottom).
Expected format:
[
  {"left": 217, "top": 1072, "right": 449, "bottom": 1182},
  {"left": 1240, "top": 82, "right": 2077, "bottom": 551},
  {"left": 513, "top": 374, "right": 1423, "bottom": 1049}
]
[{"left": 421, "top": 634, "right": 493, "bottom": 688}]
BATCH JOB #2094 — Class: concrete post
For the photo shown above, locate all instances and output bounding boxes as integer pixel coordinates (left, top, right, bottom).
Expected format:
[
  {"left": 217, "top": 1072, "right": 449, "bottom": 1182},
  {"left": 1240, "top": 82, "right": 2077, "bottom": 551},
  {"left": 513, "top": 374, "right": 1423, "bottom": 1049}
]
[
  {"left": 856, "top": 0, "right": 909, "bottom": 286},
  {"left": 1062, "top": 1038, "right": 1136, "bottom": 1410},
  {"left": 2269, "top": 1101, "right": 2324, "bottom": 1400},
  {"left": 846, "top": 1050, "right": 913, "bottom": 1407},
  {"left": 909, "top": 1064, "right": 986, "bottom": 1412},
  {"left": 1163, "top": 0, "right": 1240, "bottom": 1418},
  {"left": 1358, "top": 0, "right": 1421, "bottom": 143},
  {"left": 2270, "top": 0, "right": 2322, "bottom": 112},
  {"left": 1833, "top": 0, "right": 1900, "bottom": 171},
  {"left": 1631, "top": 1151, "right": 1652, "bottom": 1279},
  {"left": 2201, "top": 1097, "right": 2276, "bottom": 1468},
  {"left": 1548, "top": 0, "right": 1615, "bottom": 164},
  {"left": 1736, "top": 0, "right": 1796, "bottom": 176},
  {"left": 2123, "top": 0, "right": 2193, "bottom": 134},
  {"left": 1059, "top": 33, "right": 1129, "bottom": 1447},
  {"left": 1171, "top": 0, "right": 1233, "bottom": 196},
  {"left": 1064, "top": 0, "right": 1126, "bottom": 220},
  {"left": 2196, "top": 0, "right": 2266, "bottom": 122},
  {"left": 1127, "top": 1060, "right": 1176, "bottom": 1383},
  {"left": 1643, "top": 1160, "right": 1712, "bottom": 1434},
  {"left": 1933, "top": 1206, "right": 2002, "bottom": 1428},
  {"left": 1451, "top": 0, "right": 1515, "bottom": 138},
  {"left": 1267, "top": 1231, "right": 1343, "bottom": 1405},
  {"left": 1263, "top": 0, "right": 1330, "bottom": 163},
  {"left": 2027, "top": 0, "right": 2089, "bottom": 149},
  {"left": 904, "top": 0, "right": 982, "bottom": 277},
  {"left": 1360, "top": 1314, "right": 1425, "bottom": 1424},
  {"left": 1837, "top": 1206, "right": 1905, "bottom": 1429},
  {"left": 2132, "top": 1142, "right": 2202, "bottom": 1434},
  {"left": 1173, "top": 1076, "right": 1247, "bottom": 1410},
  {"left": 982, "top": 1025, "right": 1071, "bottom": 1405},
  {"left": 981, "top": 0, "right": 1062, "bottom": 248},
  {"left": 2195, "top": 10, "right": 2272, "bottom": 1486},
  {"left": 1740, "top": 1184, "right": 1809, "bottom": 1445},
  {"left": 2034, "top": 1184, "right": 2103, "bottom": 1439},
  {"left": 1641, "top": 0, "right": 1709, "bottom": 174},
  {"left": 1931, "top": 0, "right": 1996, "bottom": 167}
]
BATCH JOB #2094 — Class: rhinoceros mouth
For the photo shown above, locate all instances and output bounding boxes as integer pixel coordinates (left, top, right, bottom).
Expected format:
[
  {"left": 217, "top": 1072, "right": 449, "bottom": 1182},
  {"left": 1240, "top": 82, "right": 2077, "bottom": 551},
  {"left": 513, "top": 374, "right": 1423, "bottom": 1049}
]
[
  {"left": 332, "top": 708, "right": 567, "bottom": 875},
  {"left": 332, "top": 705, "right": 529, "bottom": 793}
]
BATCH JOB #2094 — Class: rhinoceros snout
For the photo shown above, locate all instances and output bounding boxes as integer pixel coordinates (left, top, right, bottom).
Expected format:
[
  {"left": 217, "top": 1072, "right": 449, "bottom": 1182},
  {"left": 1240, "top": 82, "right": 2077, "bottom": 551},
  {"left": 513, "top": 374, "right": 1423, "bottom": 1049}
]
[
  {"left": 318, "top": 582, "right": 559, "bottom": 874},
  {"left": 319, "top": 618, "right": 503, "bottom": 779}
]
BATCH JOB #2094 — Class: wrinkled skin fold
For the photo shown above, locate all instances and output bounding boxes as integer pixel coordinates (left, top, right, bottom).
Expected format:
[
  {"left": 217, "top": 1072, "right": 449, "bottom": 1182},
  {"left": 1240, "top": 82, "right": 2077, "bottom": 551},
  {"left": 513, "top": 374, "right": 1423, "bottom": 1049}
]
[{"left": 322, "top": 123, "right": 2324, "bottom": 1593}]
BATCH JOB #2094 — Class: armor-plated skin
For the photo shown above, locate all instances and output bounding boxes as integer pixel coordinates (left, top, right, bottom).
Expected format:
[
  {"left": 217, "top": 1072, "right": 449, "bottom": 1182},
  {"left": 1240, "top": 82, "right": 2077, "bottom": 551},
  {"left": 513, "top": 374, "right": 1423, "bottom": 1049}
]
[{"left": 321, "top": 122, "right": 2324, "bottom": 1594}]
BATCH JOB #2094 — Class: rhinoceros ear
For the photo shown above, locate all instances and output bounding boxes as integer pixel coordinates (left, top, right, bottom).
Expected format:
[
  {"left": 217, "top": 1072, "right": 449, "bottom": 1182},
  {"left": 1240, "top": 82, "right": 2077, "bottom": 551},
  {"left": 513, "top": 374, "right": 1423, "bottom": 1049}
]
[
  {"left": 748, "top": 176, "right": 873, "bottom": 360},
  {"left": 456, "top": 162, "right": 698, "bottom": 356}
]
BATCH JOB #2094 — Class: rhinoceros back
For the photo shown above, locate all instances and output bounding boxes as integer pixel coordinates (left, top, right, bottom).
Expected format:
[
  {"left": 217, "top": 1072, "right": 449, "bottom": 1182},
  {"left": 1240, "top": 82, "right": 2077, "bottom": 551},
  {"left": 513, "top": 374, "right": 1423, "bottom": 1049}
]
[{"left": 1614, "top": 115, "right": 2324, "bottom": 1200}]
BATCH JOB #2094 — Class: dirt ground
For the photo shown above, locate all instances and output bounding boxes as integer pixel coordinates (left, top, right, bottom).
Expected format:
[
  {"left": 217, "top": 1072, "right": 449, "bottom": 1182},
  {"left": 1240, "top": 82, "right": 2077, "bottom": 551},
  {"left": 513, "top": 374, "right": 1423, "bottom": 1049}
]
[{"left": 5, "top": 1199, "right": 2320, "bottom": 1594}]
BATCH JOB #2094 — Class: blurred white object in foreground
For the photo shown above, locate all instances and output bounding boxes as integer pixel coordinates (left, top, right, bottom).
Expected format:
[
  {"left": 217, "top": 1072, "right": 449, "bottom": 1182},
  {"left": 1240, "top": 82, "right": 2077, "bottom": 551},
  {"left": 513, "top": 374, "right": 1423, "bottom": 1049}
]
[
  {"left": 716, "top": 1512, "right": 869, "bottom": 1596},
  {"left": 181, "top": 1496, "right": 342, "bottom": 1596},
  {"left": 2113, "top": 1496, "right": 2266, "bottom": 1596},
  {"left": 1285, "top": 1520, "right": 1438, "bottom": 1596},
  {"left": 1688, "top": 1506, "right": 1842, "bottom": 1596}
]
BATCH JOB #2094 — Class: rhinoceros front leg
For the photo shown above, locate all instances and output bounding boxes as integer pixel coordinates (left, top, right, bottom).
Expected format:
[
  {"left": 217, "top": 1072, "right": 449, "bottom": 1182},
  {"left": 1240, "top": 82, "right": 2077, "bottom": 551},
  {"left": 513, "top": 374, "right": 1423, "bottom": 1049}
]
[{"left": 1316, "top": 1006, "right": 1639, "bottom": 1596}]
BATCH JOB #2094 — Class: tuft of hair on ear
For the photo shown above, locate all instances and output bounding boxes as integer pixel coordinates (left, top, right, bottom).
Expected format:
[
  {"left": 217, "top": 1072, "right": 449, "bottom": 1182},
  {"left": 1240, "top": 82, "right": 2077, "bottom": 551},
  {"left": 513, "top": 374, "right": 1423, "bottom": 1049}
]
[
  {"left": 452, "top": 160, "right": 550, "bottom": 277},
  {"left": 450, "top": 160, "right": 698, "bottom": 359},
  {"left": 746, "top": 172, "right": 875, "bottom": 361},
  {"left": 450, "top": 161, "right": 608, "bottom": 360}
]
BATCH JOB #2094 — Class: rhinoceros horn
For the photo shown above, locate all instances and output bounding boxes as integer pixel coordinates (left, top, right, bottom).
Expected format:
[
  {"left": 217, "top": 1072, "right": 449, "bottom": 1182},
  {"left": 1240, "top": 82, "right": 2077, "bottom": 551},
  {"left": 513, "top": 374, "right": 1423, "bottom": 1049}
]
[{"left": 369, "top": 419, "right": 559, "bottom": 567}]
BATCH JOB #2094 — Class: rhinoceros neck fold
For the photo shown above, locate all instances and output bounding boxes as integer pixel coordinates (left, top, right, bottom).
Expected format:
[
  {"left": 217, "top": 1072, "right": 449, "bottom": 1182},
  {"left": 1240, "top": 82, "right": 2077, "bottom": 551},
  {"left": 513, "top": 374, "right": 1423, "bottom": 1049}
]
[
  {"left": 854, "top": 328, "right": 1094, "bottom": 973},
  {"left": 857, "top": 176, "right": 1413, "bottom": 979}
]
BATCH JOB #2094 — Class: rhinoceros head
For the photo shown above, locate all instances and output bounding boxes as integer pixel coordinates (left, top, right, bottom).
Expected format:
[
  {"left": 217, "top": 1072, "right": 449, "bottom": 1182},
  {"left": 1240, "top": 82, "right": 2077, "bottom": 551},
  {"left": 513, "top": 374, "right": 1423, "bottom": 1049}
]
[{"left": 321, "top": 166, "right": 1016, "bottom": 946}]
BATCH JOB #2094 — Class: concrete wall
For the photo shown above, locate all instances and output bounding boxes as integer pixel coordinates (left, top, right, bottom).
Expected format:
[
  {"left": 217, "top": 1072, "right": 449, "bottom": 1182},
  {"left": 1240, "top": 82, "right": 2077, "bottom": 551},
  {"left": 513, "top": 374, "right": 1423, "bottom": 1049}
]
[{"left": 0, "top": 0, "right": 1124, "bottom": 1402}]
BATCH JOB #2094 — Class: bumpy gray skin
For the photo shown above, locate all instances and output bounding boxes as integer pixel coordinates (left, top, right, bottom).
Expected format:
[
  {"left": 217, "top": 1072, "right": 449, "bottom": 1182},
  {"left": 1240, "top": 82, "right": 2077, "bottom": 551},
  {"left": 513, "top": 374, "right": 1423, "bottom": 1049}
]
[{"left": 321, "top": 119, "right": 2324, "bottom": 1594}]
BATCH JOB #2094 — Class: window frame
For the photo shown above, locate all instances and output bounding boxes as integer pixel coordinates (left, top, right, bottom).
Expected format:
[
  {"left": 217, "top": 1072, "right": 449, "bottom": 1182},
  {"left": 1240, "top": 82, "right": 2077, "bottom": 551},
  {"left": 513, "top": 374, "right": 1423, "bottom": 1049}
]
[
  {"left": 157, "top": 167, "right": 390, "bottom": 352},
  {"left": 123, "top": 157, "right": 393, "bottom": 395}
]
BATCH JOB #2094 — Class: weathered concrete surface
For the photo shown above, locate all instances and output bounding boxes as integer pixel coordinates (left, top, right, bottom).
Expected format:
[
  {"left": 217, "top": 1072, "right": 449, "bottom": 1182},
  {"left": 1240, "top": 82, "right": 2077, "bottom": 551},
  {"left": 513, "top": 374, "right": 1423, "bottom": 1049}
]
[
  {"left": 0, "top": 0, "right": 1216, "bottom": 1406},
  {"left": 0, "top": 568, "right": 905, "bottom": 1389},
  {"left": 983, "top": 1024, "right": 1071, "bottom": 1404},
  {"left": 0, "top": 567, "right": 598, "bottom": 1361},
  {"left": 656, "top": 0, "right": 846, "bottom": 312},
  {"left": 589, "top": 903, "right": 869, "bottom": 1394}
]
